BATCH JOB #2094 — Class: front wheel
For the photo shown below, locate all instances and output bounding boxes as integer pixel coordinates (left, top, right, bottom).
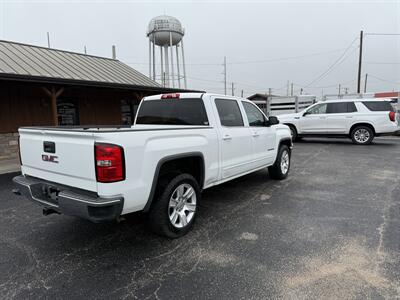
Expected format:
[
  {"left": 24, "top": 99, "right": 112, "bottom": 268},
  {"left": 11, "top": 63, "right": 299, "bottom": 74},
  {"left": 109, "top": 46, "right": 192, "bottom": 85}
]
[
  {"left": 148, "top": 173, "right": 200, "bottom": 238},
  {"left": 351, "top": 126, "right": 374, "bottom": 145},
  {"left": 268, "top": 145, "right": 291, "bottom": 180}
]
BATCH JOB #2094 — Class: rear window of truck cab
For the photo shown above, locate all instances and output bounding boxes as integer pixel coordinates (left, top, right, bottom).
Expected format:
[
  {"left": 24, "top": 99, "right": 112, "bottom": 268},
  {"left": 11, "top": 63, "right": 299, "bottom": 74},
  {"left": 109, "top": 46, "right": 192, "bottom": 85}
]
[{"left": 136, "top": 98, "right": 209, "bottom": 126}]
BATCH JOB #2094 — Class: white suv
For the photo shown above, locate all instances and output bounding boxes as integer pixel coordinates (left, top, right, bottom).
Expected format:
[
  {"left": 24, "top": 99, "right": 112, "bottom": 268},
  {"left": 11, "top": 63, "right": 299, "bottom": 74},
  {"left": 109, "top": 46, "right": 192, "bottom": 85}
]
[{"left": 278, "top": 99, "right": 399, "bottom": 145}]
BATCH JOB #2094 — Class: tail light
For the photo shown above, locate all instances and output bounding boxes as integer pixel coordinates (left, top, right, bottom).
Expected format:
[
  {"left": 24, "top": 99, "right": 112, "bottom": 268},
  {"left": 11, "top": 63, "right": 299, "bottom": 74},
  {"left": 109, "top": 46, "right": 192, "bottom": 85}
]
[
  {"left": 161, "top": 93, "right": 180, "bottom": 99},
  {"left": 95, "top": 143, "right": 125, "bottom": 183},
  {"left": 389, "top": 111, "right": 396, "bottom": 122},
  {"left": 18, "top": 135, "right": 22, "bottom": 165}
]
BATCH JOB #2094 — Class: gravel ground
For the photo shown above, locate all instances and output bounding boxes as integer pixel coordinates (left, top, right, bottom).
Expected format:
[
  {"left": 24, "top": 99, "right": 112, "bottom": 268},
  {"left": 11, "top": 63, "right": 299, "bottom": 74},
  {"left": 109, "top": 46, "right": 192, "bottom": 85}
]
[{"left": 0, "top": 137, "right": 399, "bottom": 299}]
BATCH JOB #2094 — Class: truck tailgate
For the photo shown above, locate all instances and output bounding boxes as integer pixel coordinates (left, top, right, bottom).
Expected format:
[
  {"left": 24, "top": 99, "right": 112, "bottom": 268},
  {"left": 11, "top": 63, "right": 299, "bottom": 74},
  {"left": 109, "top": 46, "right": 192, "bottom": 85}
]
[{"left": 19, "top": 128, "right": 97, "bottom": 192}]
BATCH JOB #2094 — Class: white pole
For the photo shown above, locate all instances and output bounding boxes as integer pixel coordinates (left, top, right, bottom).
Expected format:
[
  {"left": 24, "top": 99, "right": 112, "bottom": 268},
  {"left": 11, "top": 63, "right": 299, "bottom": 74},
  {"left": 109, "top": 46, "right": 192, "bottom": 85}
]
[
  {"left": 152, "top": 34, "right": 156, "bottom": 81},
  {"left": 148, "top": 38, "right": 152, "bottom": 79},
  {"left": 176, "top": 45, "right": 181, "bottom": 89},
  {"left": 181, "top": 39, "right": 187, "bottom": 89},
  {"left": 169, "top": 32, "right": 175, "bottom": 88},
  {"left": 160, "top": 46, "right": 164, "bottom": 86},
  {"left": 164, "top": 45, "right": 169, "bottom": 87}
]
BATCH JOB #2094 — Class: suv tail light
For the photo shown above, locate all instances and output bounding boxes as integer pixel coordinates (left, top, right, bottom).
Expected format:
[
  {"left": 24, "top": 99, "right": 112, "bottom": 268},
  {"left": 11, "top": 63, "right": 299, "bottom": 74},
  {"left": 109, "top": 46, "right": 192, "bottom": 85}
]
[
  {"left": 389, "top": 111, "right": 396, "bottom": 122},
  {"left": 95, "top": 143, "right": 125, "bottom": 183}
]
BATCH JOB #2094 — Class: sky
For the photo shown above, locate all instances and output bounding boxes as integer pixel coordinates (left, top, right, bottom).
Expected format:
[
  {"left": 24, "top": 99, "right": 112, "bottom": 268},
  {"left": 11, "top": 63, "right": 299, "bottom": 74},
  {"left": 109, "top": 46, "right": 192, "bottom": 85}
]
[{"left": 0, "top": 0, "right": 399, "bottom": 98}]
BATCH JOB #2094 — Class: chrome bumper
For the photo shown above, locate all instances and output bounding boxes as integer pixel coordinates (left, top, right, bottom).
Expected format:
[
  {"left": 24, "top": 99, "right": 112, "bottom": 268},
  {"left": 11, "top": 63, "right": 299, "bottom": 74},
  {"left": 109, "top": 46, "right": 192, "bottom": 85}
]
[{"left": 13, "top": 175, "right": 123, "bottom": 222}]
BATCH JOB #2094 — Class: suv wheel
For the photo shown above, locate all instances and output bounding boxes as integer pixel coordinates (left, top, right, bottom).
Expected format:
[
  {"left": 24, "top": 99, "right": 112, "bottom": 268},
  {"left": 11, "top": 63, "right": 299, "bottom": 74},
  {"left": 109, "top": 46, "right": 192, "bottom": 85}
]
[
  {"left": 148, "top": 173, "right": 200, "bottom": 238},
  {"left": 351, "top": 126, "right": 374, "bottom": 145},
  {"left": 268, "top": 145, "right": 291, "bottom": 180}
]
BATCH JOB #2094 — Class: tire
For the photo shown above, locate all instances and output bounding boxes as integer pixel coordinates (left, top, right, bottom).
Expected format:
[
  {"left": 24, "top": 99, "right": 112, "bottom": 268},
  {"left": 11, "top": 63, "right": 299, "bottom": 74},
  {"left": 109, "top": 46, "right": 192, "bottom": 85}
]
[
  {"left": 268, "top": 145, "right": 291, "bottom": 180},
  {"left": 148, "top": 173, "right": 200, "bottom": 238},
  {"left": 351, "top": 126, "right": 374, "bottom": 145},
  {"left": 288, "top": 125, "right": 298, "bottom": 141}
]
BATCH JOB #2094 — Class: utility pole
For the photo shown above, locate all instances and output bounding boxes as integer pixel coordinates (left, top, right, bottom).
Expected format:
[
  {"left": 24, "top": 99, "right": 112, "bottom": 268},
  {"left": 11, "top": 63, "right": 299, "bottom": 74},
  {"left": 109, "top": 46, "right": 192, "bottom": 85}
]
[
  {"left": 84, "top": 46, "right": 87, "bottom": 54},
  {"left": 231, "top": 82, "right": 234, "bottom": 96},
  {"left": 338, "top": 84, "right": 341, "bottom": 96},
  {"left": 344, "top": 87, "right": 349, "bottom": 94},
  {"left": 357, "top": 30, "right": 364, "bottom": 94},
  {"left": 300, "top": 88, "right": 303, "bottom": 95},
  {"left": 268, "top": 88, "right": 272, "bottom": 96},
  {"left": 290, "top": 82, "right": 294, "bottom": 96},
  {"left": 286, "top": 80, "right": 289, "bottom": 96},
  {"left": 364, "top": 73, "right": 368, "bottom": 93},
  {"left": 47, "top": 32, "right": 51, "bottom": 48},
  {"left": 223, "top": 56, "right": 227, "bottom": 95},
  {"left": 241, "top": 89, "right": 244, "bottom": 97}
]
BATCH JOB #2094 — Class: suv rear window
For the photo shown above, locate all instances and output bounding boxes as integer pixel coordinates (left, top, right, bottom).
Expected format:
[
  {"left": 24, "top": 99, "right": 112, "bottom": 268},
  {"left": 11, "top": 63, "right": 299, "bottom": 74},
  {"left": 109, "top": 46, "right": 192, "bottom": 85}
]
[
  {"left": 362, "top": 101, "right": 394, "bottom": 112},
  {"left": 136, "top": 98, "right": 209, "bottom": 126}
]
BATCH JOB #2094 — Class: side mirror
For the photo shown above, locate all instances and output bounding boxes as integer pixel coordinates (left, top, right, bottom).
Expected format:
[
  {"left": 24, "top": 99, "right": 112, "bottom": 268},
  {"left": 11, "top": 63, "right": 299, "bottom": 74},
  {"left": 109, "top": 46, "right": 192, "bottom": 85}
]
[
  {"left": 266, "top": 116, "right": 279, "bottom": 126},
  {"left": 303, "top": 111, "right": 309, "bottom": 117}
]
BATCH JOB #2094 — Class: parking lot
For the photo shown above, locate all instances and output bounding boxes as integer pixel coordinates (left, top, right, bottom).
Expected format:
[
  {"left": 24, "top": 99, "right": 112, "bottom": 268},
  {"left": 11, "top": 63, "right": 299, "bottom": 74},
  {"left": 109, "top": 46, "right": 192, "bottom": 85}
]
[{"left": 0, "top": 137, "right": 399, "bottom": 299}]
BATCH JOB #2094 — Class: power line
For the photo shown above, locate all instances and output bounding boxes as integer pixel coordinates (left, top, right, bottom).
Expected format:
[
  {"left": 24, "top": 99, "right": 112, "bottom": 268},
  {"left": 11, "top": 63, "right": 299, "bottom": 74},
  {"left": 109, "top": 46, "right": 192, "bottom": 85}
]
[
  {"left": 302, "top": 37, "right": 359, "bottom": 88},
  {"left": 368, "top": 74, "right": 400, "bottom": 85},
  {"left": 122, "top": 47, "right": 349, "bottom": 67}
]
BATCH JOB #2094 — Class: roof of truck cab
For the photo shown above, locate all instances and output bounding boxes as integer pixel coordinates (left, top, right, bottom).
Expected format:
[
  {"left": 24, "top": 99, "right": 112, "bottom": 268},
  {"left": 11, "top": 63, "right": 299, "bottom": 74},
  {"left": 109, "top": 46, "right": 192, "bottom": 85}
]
[{"left": 143, "top": 92, "right": 251, "bottom": 101}]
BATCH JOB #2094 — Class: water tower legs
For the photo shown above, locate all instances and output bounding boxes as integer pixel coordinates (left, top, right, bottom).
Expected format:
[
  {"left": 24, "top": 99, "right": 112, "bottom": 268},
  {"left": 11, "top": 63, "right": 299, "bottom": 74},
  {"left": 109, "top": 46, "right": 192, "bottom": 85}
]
[
  {"left": 176, "top": 45, "right": 181, "bottom": 89},
  {"left": 164, "top": 45, "right": 169, "bottom": 87},
  {"left": 169, "top": 32, "right": 175, "bottom": 88},
  {"left": 181, "top": 39, "right": 187, "bottom": 89},
  {"left": 148, "top": 39, "right": 151, "bottom": 79},
  {"left": 160, "top": 46, "right": 164, "bottom": 86},
  {"left": 152, "top": 35, "right": 156, "bottom": 81}
]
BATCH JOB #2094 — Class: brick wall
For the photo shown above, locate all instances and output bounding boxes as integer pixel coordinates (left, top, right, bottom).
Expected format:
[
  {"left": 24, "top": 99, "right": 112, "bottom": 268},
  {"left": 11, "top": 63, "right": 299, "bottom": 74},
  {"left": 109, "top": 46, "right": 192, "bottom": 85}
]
[{"left": 0, "top": 133, "right": 19, "bottom": 161}]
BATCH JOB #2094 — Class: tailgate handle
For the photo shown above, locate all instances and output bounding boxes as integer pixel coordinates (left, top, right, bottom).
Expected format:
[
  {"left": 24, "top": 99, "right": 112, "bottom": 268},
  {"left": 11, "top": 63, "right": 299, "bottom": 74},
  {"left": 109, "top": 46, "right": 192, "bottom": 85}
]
[{"left": 43, "top": 141, "right": 56, "bottom": 153}]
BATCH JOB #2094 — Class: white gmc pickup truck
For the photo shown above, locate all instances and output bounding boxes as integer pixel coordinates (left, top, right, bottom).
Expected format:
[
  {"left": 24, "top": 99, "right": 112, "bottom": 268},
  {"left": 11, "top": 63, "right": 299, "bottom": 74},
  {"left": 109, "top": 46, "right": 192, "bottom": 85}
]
[{"left": 13, "top": 93, "right": 292, "bottom": 238}]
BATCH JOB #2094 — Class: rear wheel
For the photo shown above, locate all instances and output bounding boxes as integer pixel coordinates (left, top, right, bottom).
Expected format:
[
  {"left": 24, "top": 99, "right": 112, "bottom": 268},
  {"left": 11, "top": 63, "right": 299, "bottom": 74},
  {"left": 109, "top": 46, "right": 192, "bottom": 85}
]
[
  {"left": 268, "top": 145, "right": 291, "bottom": 180},
  {"left": 148, "top": 173, "right": 200, "bottom": 238},
  {"left": 351, "top": 126, "right": 374, "bottom": 145}
]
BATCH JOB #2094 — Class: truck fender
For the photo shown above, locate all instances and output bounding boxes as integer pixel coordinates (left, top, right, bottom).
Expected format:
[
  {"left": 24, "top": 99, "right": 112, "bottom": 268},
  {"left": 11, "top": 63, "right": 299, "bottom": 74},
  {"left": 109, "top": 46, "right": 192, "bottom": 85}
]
[{"left": 143, "top": 152, "right": 205, "bottom": 212}]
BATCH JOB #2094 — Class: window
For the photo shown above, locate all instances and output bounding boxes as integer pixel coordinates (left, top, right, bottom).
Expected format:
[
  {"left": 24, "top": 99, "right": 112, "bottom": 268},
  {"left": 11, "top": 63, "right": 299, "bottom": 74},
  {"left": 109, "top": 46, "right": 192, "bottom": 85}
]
[
  {"left": 242, "top": 102, "right": 266, "bottom": 126},
  {"left": 136, "top": 98, "right": 209, "bottom": 125},
  {"left": 215, "top": 99, "right": 244, "bottom": 126},
  {"left": 327, "top": 102, "right": 357, "bottom": 114},
  {"left": 306, "top": 103, "right": 327, "bottom": 115},
  {"left": 362, "top": 101, "right": 395, "bottom": 112}
]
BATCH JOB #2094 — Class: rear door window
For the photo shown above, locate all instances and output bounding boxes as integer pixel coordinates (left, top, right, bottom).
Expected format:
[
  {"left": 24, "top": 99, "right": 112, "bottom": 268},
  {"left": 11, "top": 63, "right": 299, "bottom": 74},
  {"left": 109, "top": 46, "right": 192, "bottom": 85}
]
[
  {"left": 362, "top": 101, "right": 395, "bottom": 112},
  {"left": 215, "top": 99, "right": 244, "bottom": 126},
  {"left": 327, "top": 102, "right": 357, "bottom": 113},
  {"left": 136, "top": 98, "right": 209, "bottom": 125}
]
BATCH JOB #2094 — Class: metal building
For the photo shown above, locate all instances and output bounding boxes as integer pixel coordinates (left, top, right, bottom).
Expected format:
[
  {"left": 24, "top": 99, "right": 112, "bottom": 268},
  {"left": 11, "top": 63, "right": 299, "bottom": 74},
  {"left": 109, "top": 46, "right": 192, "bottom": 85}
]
[{"left": 147, "top": 15, "right": 187, "bottom": 89}]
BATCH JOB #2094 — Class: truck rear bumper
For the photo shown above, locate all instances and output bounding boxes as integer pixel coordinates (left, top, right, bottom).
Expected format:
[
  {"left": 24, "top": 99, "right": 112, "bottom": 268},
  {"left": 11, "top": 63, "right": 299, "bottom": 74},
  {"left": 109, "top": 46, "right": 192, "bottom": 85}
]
[{"left": 13, "top": 175, "right": 123, "bottom": 223}]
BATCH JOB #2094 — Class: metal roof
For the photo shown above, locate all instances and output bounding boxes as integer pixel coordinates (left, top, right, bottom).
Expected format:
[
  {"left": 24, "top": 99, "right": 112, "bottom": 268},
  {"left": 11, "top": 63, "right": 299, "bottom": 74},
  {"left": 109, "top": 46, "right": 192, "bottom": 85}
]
[{"left": 0, "top": 40, "right": 161, "bottom": 89}]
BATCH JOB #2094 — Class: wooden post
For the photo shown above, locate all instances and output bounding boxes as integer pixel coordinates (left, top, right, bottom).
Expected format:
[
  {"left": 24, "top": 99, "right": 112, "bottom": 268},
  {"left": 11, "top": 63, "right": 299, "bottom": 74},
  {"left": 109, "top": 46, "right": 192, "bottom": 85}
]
[{"left": 43, "top": 86, "right": 64, "bottom": 126}]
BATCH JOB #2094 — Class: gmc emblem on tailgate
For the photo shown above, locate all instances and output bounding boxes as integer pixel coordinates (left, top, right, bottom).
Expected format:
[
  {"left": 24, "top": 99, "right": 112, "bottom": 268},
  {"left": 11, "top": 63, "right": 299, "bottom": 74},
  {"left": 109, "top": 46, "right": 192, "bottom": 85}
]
[{"left": 42, "top": 154, "right": 59, "bottom": 164}]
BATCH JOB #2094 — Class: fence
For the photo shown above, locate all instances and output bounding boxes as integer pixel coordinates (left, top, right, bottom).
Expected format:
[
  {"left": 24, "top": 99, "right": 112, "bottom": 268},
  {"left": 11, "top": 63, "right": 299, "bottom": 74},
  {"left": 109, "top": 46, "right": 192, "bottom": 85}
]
[{"left": 252, "top": 95, "right": 316, "bottom": 116}]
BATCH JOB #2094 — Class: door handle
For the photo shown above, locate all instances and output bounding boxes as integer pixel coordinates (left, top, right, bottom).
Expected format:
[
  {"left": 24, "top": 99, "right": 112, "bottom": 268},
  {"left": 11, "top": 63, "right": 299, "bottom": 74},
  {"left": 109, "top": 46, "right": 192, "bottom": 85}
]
[
  {"left": 346, "top": 116, "right": 353, "bottom": 119},
  {"left": 222, "top": 134, "right": 232, "bottom": 140},
  {"left": 319, "top": 116, "right": 326, "bottom": 119},
  {"left": 252, "top": 131, "right": 260, "bottom": 137}
]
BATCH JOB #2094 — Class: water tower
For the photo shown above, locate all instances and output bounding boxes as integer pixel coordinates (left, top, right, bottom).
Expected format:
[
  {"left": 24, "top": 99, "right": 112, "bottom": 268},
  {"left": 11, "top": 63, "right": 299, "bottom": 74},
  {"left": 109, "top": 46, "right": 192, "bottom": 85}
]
[{"left": 147, "top": 15, "right": 187, "bottom": 88}]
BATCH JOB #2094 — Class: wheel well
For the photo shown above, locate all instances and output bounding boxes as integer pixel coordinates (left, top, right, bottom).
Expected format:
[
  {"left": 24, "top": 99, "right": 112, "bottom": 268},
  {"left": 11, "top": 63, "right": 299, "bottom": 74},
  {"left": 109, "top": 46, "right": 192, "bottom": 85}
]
[
  {"left": 349, "top": 123, "right": 375, "bottom": 135},
  {"left": 285, "top": 123, "right": 297, "bottom": 132},
  {"left": 158, "top": 156, "right": 204, "bottom": 188},
  {"left": 279, "top": 138, "right": 292, "bottom": 150},
  {"left": 143, "top": 154, "right": 205, "bottom": 212}
]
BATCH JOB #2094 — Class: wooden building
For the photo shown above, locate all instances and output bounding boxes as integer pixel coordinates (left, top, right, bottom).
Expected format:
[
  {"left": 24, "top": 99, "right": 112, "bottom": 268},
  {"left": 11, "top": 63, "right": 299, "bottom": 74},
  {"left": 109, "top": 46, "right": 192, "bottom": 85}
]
[{"left": 0, "top": 40, "right": 198, "bottom": 161}]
